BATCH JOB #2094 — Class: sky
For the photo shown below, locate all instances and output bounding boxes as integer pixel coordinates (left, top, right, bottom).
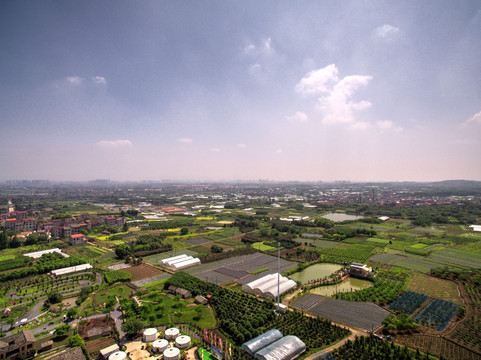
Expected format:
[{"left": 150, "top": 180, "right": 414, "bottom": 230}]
[{"left": 1, "top": 1, "right": 481, "bottom": 182}]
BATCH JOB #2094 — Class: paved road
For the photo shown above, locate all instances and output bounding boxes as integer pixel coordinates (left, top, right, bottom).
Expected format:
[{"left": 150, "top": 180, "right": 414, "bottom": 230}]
[{"left": 111, "top": 299, "right": 126, "bottom": 343}]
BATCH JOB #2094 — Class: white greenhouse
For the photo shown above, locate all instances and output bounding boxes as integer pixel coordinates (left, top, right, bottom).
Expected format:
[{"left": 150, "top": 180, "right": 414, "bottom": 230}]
[
  {"left": 242, "top": 273, "right": 296, "bottom": 300},
  {"left": 254, "top": 335, "right": 306, "bottom": 360},
  {"left": 161, "top": 254, "right": 201, "bottom": 270},
  {"left": 241, "top": 329, "right": 283, "bottom": 356}
]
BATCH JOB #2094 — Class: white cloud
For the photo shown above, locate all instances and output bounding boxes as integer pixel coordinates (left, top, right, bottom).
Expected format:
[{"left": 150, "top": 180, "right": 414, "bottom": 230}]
[
  {"left": 376, "top": 120, "right": 403, "bottom": 132},
  {"left": 66, "top": 76, "right": 85, "bottom": 86},
  {"left": 210, "top": 148, "right": 220, "bottom": 152},
  {"left": 92, "top": 76, "right": 107, "bottom": 85},
  {"left": 295, "top": 64, "right": 339, "bottom": 95},
  {"left": 350, "top": 122, "right": 370, "bottom": 130},
  {"left": 286, "top": 111, "right": 308, "bottom": 123},
  {"left": 317, "top": 75, "right": 373, "bottom": 125},
  {"left": 374, "top": 24, "right": 400, "bottom": 40},
  {"left": 178, "top": 138, "right": 193, "bottom": 143},
  {"left": 96, "top": 139, "right": 132, "bottom": 148},
  {"left": 449, "top": 138, "right": 478, "bottom": 145},
  {"left": 244, "top": 37, "right": 274, "bottom": 57},
  {"left": 237, "top": 143, "right": 247, "bottom": 148},
  {"left": 248, "top": 64, "right": 262, "bottom": 76},
  {"left": 464, "top": 110, "right": 481, "bottom": 125}
]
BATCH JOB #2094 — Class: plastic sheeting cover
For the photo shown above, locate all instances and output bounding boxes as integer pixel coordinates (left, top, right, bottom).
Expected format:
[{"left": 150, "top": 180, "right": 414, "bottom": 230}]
[
  {"left": 254, "top": 335, "right": 306, "bottom": 360},
  {"left": 241, "top": 329, "right": 283, "bottom": 356}
]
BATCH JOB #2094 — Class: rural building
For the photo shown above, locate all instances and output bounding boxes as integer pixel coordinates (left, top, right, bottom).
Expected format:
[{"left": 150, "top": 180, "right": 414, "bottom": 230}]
[
  {"left": 175, "top": 288, "right": 192, "bottom": 299},
  {"left": 0, "top": 329, "right": 35, "bottom": 359},
  {"left": 194, "top": 295, "right": 208, "bottom": 305},
  {"left": 69, "top": 233, "right": 87, "bottom": 245},
  {"left": 349, "top": 262, "right": 373, "bottom": 279},
  {"left": 45, "top": 346, "right": 86, "bottom": 360},
  {"left": 100, "top": 344, "right": 119, "bottom": 359}
]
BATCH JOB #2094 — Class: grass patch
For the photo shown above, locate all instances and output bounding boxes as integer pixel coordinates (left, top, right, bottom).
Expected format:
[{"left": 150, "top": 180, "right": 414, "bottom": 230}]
[
  {"left": 252, "top": 242, "right": 277, "bottom": 252},
  {"left": 411, "top": 243, "right": 429, "bottom": 249},
  {"left": 252, "top": 267, "right": 269, "bottom": 275},
  {"left": 407, "top": 271, "right": 462, "bottom": 304}
]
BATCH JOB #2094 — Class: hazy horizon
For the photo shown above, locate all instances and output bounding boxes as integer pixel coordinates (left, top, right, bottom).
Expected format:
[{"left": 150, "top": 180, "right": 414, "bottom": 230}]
[{"left": 1, "top": 1, "right": 480, "bottom": 182}]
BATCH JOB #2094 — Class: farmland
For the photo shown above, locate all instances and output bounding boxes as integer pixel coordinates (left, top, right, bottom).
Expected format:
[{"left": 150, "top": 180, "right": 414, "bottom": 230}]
[
  {"left": 1, "top": 181, "right": 481, "bottom": 359},
  {"left": 291, "top": 293, "right": 389, "bottom": 331},
  {"left": 415, "top": 298, "right": 460, "bottom": 331},
  {"left": 389, "top": 291, "right": 429, "bottom": 314}
]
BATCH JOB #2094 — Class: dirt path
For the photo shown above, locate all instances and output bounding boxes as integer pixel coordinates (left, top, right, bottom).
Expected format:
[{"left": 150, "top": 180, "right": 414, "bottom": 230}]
[{"left": 304, "top": 328, "right": 368, "bottom": 360}]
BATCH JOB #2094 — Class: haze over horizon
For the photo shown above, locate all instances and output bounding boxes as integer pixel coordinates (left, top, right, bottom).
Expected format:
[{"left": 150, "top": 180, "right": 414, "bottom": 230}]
[{"left": 1, "top": 1, "right": 480, "bottom": 183}]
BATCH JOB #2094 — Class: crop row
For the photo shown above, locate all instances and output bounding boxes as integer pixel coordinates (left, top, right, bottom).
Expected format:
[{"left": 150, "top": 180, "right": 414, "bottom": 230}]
[
  {"left": 103, "top": 270, "right": 132, "bottom": 285},
  {"left": 318, "top": 244, "right": 377, "bottom": 263},
  {"left": 336, "top": 271, "right": 407, "bottom": 303}
]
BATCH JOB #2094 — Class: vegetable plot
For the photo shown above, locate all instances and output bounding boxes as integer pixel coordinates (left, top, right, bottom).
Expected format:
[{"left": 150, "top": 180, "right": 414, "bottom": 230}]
[
  {"left": 388, "top": 291, "right": 429, "bottom": 314},
  {"left": 416, "top": 298, "right": 459, "bottom": 331}
]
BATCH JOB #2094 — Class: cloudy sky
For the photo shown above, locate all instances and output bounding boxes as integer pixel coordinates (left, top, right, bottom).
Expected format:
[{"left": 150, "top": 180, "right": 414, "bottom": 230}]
[{"left": 1, "top": 1, "right": 480, "bottom": 182}]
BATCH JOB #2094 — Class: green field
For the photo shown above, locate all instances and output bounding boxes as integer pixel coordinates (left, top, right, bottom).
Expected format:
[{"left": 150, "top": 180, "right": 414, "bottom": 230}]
[
  {"left": 430, "top": 248, "right": 481, "bottom": 268},
  {"left": 252, "top": 242, "right": 276, "bottom": 252}
]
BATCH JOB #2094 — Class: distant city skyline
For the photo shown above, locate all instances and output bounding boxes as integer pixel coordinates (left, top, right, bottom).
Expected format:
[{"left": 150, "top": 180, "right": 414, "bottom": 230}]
[{"left": 1, "top": 1, "right": 480, "bottom": 182}]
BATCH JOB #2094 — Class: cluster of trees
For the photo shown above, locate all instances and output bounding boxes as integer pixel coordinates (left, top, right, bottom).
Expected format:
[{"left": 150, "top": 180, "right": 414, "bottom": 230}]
[
  {"left": 331, "top": 336, "right": 441, "bottom": 360},
  {"left": 115, "top": 234, "right": 172, "bottom": 259}
]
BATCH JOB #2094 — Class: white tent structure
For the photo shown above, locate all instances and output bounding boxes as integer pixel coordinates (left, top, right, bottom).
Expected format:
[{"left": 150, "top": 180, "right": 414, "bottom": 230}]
[
  {"left": 161, "top": 254, "right": 200, "bottom": 270},
  {"left": 51, "top": 263, "right": 92, "bottom": 276},
  {"left": 242, "top": 273, "right": 296, "bottom": 300},
  {"left": 254, "top": 335, "right": 306, "bottom": 360}
]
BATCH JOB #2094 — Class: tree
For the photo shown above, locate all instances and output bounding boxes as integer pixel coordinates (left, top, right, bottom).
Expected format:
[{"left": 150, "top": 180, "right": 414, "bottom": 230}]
[
  {"left": 0, "top": 231, "right": 7, "bottom": 250},
  {"left": 47, "top": 290, "right": 62, "bottom": 304},
  {"left": 67, "top": 308, "right": 78, "bottom": 319},
  {"left": 68, "top": 334, "right": 89, "bottom": 359},
  {"left": 122, "top": 222, "right": 128, "bottom": 232},
  {"left": 180, "top": 227, "right": 189, "bottom": 236},
  {"left": 55, "top": 324, "right": 71, "bottom": 336},
  {"left": 211, "top": 244, "right": 223, "bottom": 253},
  {"left": 115, "top": 243, "right": 131, "bottom": 259},
  {"left": 122, "top": 318, "right": 144, "bottom": 339}
]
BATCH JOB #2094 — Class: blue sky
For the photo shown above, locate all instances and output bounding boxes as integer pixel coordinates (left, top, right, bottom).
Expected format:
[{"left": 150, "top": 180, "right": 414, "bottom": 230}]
[{"left": 1, "top": 1, "right": 480, "bottom": 182}]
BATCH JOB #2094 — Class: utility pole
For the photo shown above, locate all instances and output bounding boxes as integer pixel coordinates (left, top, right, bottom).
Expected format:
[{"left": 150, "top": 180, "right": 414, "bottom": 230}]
[{"left": 277, "top": 241, "right": 280, "bottom": 313}]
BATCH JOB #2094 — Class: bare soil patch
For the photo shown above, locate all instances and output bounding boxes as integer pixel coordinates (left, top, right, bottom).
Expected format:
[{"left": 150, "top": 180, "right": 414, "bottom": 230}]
[{"left": 123, "top": 263, "right": 164, "bottom": 281}]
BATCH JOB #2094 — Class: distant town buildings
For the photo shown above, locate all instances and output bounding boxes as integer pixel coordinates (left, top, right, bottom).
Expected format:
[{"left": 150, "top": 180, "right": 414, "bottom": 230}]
[{"left": 0, "top": 205, "right": 125, "bottom": 239}]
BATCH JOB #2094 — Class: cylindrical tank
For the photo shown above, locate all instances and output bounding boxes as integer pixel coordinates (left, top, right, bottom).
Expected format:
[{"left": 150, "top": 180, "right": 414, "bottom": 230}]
[
  {"left": 109, "top": 351, "right": 127, "bottom": 360},
  {"left": 143, "top": 327, "right": 157, "bottom": 342},
  {"left": 163, "top": 347, "right": 180, "bottom": 360},
  {"left": 175, "top": 335, "right": 191, "bottom": 349},
  {"left": 152, "top": 339, "right": 169, "bottom": 353},
  {"left": 164, "top": 327, "right": 180, "bottom": 340}
]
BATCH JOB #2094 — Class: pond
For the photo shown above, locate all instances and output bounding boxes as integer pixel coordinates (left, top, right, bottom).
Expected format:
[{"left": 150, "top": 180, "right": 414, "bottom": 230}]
[
  {"left": 289, "top": 263, "right": 342, "bottom": 284},
  {"left": 310, "top": 277, "right": 373, "bottom": 297}
]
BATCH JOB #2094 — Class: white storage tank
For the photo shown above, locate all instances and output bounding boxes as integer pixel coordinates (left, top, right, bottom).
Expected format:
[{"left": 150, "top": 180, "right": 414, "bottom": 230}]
[
  {"left": 152, "top": 339, "right": 169, "bottom": 353},
  {"left": 165, "top": 327, "right": 180, "bottom": 340},
  {"left": 163, "top": 347, "right": 180, "bottom": 360},
  {"left": 143, "top": 327, "right": 157, "bottom": 342},
  {"left": 175, "top": 335, "right": 191, "bottom": 349},
  {"left": 109, "top": 351, "right": 127, "bottom": 360}
]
